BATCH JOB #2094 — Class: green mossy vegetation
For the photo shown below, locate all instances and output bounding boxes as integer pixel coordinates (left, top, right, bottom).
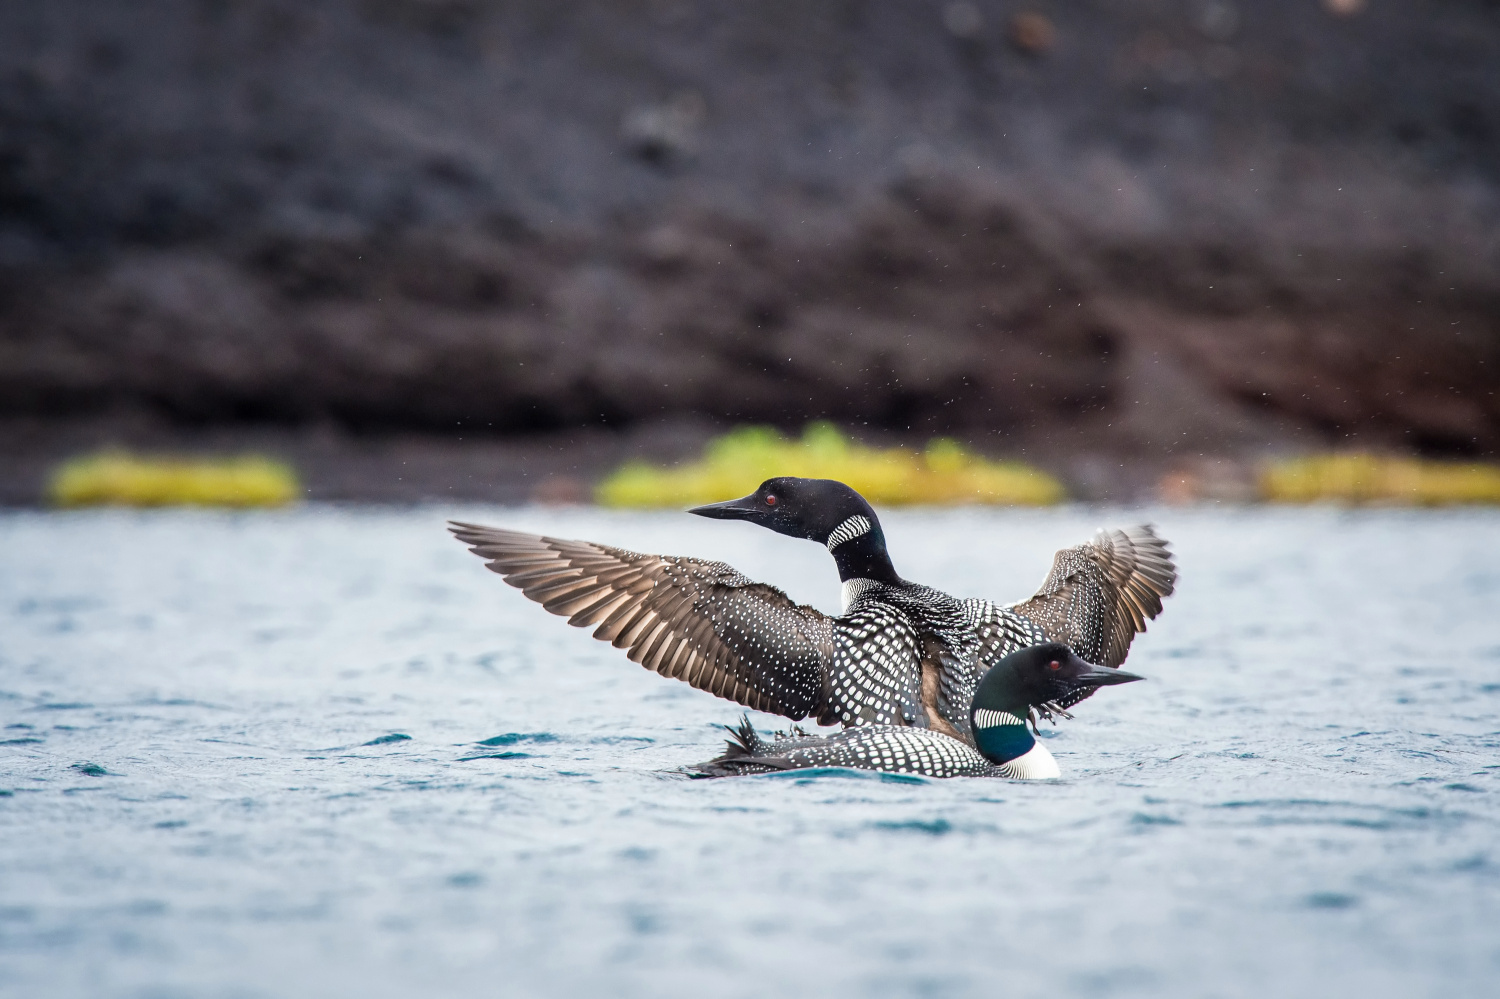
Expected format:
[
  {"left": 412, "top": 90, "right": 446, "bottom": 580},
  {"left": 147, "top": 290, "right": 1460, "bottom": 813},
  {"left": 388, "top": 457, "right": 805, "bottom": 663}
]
[
  {"left": 1260, "top": 453, "right": 1500, "bottom": 505},
  {"left": 49, "top": 453, "right": 301, "bottom": 508},
  {"left": 596, "top": 423, "right": 1066, "bottom": 508}
]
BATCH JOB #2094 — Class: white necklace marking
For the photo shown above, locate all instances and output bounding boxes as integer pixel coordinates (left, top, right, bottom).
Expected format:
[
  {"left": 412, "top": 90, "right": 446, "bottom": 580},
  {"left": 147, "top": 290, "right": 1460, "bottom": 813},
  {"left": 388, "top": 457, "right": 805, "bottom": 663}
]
[
  {"left": 973, "top": 707, "right": 1027, "bottom": 729},
  {"left": 826, "top": 515, "right": 872, "bottom": 551}
]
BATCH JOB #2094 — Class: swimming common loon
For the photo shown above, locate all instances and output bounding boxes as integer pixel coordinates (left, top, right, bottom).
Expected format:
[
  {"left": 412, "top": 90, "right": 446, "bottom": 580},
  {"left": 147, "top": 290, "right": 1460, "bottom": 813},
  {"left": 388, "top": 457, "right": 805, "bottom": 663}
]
[
  {"left": 449, "top": 476, "right": 1174, "bottom": 743},
  {"left": 689, "top": 643, "right": 1143, "bottom": 779}
]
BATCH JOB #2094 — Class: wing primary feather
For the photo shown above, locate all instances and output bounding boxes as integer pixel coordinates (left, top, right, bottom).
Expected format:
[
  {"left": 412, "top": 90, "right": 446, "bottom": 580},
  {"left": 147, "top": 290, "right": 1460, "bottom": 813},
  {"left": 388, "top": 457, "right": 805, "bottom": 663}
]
[
  {"left": 450, "top": 522, "right": 836, "bottom": 720},
  {"left": 628, "top": 618, "right": 674, "bottom": 667},
  {"left": 568, "top": 589, "right": 635, "bottom": 629}
]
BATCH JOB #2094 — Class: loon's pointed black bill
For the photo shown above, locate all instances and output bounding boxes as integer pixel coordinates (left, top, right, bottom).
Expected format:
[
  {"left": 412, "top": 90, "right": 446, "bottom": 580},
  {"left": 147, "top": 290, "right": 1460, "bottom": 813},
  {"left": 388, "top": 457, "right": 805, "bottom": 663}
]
[
  {"left": 688, "top": 494, "right": 761, "bottom": 520},
  {"left": 1078, "top": 666, "right": 1145, "bottom": 686}
]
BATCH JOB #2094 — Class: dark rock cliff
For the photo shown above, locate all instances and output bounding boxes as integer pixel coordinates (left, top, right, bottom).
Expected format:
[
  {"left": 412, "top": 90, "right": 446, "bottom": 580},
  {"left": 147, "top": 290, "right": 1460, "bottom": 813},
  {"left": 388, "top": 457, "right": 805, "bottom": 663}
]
[{"left": 2, "top": 0, "right": 1497, "bottom": 456}]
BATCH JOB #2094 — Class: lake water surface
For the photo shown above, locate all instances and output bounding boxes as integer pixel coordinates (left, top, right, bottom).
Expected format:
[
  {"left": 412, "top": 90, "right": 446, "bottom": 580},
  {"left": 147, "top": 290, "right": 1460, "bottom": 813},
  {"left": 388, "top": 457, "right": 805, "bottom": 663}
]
[{"left": 2, "top": 505, "right": 1498, "bottom": 998}]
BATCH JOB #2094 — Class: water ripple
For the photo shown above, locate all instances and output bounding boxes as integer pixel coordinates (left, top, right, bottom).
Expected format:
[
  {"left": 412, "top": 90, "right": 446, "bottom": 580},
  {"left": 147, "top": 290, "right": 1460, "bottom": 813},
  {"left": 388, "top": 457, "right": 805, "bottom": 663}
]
[{"left": 1, "top": 505, "right": 1496, "bottom": 999}]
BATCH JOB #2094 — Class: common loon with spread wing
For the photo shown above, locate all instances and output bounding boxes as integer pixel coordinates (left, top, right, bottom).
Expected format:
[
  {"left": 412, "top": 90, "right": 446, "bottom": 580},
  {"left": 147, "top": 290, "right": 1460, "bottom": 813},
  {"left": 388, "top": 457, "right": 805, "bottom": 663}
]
[
  {"left": 689, "top": 643, "right": 1143, "bottom": 779},
  {"left": 449, "top": 476, "right": 1174, "bottom": 757}
]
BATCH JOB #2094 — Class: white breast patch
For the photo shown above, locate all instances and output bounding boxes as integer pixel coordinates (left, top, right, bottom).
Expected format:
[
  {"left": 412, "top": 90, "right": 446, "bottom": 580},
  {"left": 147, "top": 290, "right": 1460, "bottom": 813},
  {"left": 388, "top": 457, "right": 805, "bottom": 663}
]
[
  {"left": 840, "top": 577, "right": 878, "bottom": 614},
  {"left": 1001, "top": 742, "right": 1060, "bottom": 780}
]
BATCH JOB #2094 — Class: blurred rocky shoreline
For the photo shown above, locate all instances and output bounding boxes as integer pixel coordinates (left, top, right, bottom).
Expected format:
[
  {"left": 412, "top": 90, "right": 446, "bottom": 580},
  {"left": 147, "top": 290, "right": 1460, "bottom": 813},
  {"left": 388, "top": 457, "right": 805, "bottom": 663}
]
[
  {"left": 1, "top": 414, "right": 1228, "bottom": 506},
  {"left": 2, "top": 0, "right": 1497, "bottom": 502}
]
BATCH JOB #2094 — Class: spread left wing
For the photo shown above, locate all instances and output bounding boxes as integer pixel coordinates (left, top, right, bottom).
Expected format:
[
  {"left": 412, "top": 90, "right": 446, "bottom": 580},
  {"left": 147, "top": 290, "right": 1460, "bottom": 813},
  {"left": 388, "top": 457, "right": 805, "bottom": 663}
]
[{"left": 449, "top": 523, "right": 834, "bottom": 720}]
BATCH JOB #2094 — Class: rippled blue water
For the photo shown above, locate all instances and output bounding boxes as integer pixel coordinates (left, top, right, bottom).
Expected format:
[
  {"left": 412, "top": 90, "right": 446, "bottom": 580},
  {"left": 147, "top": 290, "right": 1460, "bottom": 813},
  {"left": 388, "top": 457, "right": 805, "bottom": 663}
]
[{"left": 2, "top": 505, "right": 1498, "bottom": 998}]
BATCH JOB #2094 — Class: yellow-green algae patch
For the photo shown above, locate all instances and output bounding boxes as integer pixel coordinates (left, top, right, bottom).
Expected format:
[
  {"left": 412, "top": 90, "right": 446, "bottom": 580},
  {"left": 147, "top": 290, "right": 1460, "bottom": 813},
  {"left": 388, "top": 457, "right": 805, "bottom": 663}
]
[
  {"left": 596, "top": 423, "right": 1066, "bottom": 507},
  {"left": 1260, "top": 453, "right": 1500, "bottom": 506},
  {"left": 49, "top": 452, "right": 301, "bottom": 508}
]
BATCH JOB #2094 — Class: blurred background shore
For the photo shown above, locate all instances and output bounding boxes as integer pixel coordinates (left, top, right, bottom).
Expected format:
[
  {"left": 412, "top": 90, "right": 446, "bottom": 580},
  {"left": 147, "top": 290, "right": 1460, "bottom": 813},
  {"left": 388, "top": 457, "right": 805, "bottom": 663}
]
[{"left": 2, "top": 0, "right": 1496, "bottom": 505}]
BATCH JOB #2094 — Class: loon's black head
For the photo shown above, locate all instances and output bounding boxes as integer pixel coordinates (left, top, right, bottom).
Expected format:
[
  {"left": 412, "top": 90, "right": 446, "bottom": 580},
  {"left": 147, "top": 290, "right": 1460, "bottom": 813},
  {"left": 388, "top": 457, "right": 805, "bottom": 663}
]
[
  {"left": 970, "top": 642, "right": 1144, "bottom": 771},
  {"left": 973, "top": 642, "right": 1142, "bottom": 717},
  {"left": 689, "top": 477, "right": 876, "bottom": 543},
  {"left": 689, "top": 478, "right": 899, "bottom": 583}
]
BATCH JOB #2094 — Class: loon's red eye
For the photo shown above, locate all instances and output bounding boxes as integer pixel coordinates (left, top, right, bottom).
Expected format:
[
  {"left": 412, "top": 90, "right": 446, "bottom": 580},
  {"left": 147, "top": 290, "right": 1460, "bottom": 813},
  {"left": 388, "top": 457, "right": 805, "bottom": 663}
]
[
  {"left": 1048, "top": 660, "right": 1061, "bottom": 671},
  {"left": 765, "top": 495, "right": 777, "bottom": 506}
]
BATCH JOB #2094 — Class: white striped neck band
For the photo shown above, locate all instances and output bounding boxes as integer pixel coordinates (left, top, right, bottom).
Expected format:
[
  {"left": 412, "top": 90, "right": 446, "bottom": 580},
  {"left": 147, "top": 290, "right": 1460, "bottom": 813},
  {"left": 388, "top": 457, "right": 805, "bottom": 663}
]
[
  {"left": 826, "top": 515, "right": 873, "bottom": 551},
  {"left": 973, "top": 708, "right": 1027, "bottom": 729}
]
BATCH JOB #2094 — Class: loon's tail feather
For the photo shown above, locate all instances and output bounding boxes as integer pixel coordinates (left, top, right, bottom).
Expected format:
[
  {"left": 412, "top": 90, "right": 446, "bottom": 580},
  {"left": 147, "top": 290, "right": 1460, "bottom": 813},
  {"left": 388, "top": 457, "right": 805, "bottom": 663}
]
[
  {"left": 684, "top": 715, "right": 798, "bottom": 777},
  {"left": 722, "top": 713, "right": 769, "bottom": 757}
]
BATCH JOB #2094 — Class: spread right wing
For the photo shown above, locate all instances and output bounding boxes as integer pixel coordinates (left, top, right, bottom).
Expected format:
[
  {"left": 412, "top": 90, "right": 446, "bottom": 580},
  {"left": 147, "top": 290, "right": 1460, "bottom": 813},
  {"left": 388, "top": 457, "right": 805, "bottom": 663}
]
[
  {"left": 449, "top": 523, "right": 835, "bottom": 720},
  {"left": 1010, "top": 524, "right": 1176, "bottom": 669}
]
